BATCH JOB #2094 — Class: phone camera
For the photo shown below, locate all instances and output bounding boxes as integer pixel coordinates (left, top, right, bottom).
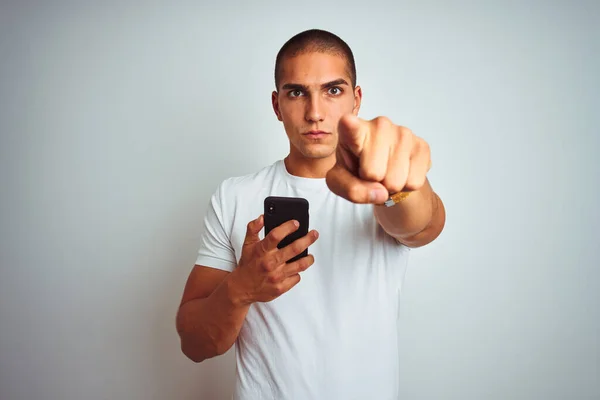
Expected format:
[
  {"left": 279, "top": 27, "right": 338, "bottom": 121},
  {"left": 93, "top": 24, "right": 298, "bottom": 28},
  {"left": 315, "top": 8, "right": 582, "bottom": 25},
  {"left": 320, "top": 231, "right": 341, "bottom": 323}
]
[{"left": 267, "top": 202, "right": 276, "bottom": 215}]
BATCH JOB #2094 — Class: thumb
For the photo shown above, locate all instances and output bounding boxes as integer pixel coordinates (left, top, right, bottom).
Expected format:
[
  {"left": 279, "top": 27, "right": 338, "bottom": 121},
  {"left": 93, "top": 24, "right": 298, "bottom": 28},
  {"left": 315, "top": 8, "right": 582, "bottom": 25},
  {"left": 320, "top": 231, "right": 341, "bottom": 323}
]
[
  {"left": 338, "top": 114, "right": 367, "bottom": 156},
  {"left": 243, "top": 214, "right": 264, "bottom": 246},
  {"left": 326, "top": 164, "right": 389, "bottom": 204}
]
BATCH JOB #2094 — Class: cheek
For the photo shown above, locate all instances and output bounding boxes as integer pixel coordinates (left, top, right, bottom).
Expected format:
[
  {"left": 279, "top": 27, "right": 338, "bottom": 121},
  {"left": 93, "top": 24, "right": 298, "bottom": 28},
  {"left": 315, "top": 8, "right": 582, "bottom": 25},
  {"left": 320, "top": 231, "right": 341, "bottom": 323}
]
[
  {"left": 333, "top": 95, "right": 355, "bottom": 112},
  {"left": 280, "top": 103, "right": 303, "bottom": 124}
]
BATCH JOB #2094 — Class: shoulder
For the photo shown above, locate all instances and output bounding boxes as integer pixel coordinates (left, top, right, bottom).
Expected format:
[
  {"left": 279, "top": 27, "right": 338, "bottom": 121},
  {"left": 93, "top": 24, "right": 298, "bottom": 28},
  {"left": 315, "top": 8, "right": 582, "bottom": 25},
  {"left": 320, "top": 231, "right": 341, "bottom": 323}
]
[
  {"left": 207, "top": 161, "right": 280, "bottom": 250},
  {"left": 216, "top": 161, "right": 280, "bottom": 196},
  {"left": 210, "top": 161, "right": 280, "bottom": 209}
]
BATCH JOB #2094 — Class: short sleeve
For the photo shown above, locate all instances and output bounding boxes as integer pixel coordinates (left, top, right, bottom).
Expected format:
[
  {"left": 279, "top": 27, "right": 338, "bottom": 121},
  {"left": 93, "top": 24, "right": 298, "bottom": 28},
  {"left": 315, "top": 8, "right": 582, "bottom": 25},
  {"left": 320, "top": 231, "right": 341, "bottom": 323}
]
[{"left": 195, "top": 181, "right": 237, "bottom": 272}]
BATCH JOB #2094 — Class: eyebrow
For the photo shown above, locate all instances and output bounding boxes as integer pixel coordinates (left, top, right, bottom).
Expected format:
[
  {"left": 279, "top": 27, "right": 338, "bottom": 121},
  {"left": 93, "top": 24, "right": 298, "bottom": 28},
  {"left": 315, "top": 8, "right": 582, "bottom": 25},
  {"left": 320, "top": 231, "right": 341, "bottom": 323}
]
[{"left": 281, "top": 78, "right": 350, "bottom": 91}]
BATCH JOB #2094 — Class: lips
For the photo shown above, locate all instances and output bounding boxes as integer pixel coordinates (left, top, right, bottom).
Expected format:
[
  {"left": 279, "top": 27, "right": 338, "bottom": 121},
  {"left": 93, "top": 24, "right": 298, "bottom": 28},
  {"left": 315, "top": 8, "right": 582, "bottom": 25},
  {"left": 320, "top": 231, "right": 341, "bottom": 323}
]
[{"left": 303, "top": 130, "right": 330, "bottom": 139}]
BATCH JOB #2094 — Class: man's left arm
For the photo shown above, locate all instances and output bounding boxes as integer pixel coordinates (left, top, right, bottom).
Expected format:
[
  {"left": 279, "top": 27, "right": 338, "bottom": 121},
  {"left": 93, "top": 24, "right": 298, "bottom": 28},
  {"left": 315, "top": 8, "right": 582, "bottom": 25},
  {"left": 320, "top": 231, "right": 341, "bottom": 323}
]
[
  {"left": 326, "top": 114, "right": 446, "bottom": 248},
  {"left": 373, "top": 178, "right": 446, "bottom": 248}
]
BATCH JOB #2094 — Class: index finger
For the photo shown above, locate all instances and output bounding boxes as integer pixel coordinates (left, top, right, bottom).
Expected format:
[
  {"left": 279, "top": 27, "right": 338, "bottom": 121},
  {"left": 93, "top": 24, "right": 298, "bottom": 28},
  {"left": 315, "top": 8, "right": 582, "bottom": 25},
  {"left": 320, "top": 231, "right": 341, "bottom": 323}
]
[
  {"left": 326, "top": 163, "right": 389, "bottom": 204},
  {"left": 338, "top": 114, "right": 368, "bottom": 156},
  {"left": 261, "top": 219, "right": 300, "bottom": 253}
]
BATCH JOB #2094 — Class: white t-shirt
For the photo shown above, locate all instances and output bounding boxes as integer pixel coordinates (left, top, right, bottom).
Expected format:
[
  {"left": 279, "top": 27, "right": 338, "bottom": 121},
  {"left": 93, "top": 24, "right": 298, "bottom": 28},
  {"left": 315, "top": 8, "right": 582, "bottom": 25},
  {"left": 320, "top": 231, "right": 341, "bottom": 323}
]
[{"left": 195, "top": 159, "right": 411, "bottom": 400}]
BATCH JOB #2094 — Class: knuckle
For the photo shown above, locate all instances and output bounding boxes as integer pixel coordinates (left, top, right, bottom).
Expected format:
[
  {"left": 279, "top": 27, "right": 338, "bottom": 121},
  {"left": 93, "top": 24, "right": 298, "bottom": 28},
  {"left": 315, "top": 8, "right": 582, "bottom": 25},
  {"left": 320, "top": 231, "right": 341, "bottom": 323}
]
[
  {"left": 362, "top": 169, "right": 384, "bottom": 182},
  {"left": 397, "top": 128, "right": 413, "bottom": 145},
  {"left": 266, "top": 231, "right": 277, "bottom": 243},
  {"left": 268, "top": 257, "right": 280, "bottom": 271},
  {"left": 292, "top": 274, "right": 301, "bottom": 285},
  {"left": 303, "top": 236, "right": 314, "bottom": 249},
  {"left": 397, "top": 124, "right": 412, "bottom": 136},
  {"left": 402, "top": 126, "right": 413, "bottom": 135},
  {"left": 421, "top": 139, "right": 430, "bottom": 154},
  {"left": 300, "top": 256, "right": 314, "bottom": 271},
  {"left": 405, "top": 175, "right": 425, "bottom": 190},
  {"left": 291, "top": 240, "right": 304, "bottom": 255},
  {"left": 260, "top": 258, "right": 274, "bottom": 272},
  {"left": 374, "top": 116, "right": 392, "bottom": 130},
  {"left": 268, "top": 273, "right": 279, "bottom": 283},
  {"left": 269, "top": 229, "right": 284, "bottom": 243},
  {"left": 348, "top": 183, "right": 365, "bottom": 201},
  {"left": 383, "top": 174, "right": 405, "bottom": 191},
  {"left": 384, "top": 181, "right": 403, "bottom": 194},
  {"left": 274, "top": 284, "right": 286, "bottom": 296},
  {"left": 414, "top": 136, "right": 428, "bottom": 153}
]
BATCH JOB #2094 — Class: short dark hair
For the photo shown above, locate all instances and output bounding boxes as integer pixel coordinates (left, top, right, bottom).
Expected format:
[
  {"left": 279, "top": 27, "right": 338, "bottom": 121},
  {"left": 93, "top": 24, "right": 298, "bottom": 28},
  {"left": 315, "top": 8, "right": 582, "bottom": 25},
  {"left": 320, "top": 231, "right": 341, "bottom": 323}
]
[{"left": 274, "top": 29, "right": 357, "bottom": 90}]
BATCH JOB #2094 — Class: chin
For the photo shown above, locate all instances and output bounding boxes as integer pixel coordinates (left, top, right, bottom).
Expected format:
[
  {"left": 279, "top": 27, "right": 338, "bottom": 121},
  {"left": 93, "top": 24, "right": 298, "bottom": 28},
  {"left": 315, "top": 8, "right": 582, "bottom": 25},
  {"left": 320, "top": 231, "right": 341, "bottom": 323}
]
[
  {"left": 289, "top": 134, "right": 338, "bottom": 159},
  {"left": 300, "top": 145, "right": 336, "bottom": 159}
]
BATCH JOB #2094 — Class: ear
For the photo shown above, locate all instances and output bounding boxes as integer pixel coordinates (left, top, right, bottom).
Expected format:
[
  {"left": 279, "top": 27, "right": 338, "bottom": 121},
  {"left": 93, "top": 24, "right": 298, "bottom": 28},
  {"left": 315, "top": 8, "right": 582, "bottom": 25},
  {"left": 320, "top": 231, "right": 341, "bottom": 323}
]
[
  {"left": 272, "top": 91, "right": 283, "bottom": 121},
  {"left": 352, "top": 85, "right": 362, "bottom": 116}
]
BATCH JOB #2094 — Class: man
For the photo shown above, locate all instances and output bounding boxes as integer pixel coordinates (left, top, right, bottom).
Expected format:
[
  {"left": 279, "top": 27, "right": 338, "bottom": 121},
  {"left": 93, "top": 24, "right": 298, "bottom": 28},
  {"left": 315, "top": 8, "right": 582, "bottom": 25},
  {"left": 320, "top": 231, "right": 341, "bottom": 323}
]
[{"left": 176, "top": 29, "right": 446, "bottom": 399}]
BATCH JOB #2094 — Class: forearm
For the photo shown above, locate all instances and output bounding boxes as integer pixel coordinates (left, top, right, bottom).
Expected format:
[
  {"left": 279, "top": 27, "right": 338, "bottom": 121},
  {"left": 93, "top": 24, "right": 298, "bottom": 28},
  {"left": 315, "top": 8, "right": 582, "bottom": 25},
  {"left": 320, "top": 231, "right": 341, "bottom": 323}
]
[
  {"left": 176, "top": 271, "right": 250, "bottom": 362},
  {"left": 374, "top": 179, "right": 445, "bottom": 247}
]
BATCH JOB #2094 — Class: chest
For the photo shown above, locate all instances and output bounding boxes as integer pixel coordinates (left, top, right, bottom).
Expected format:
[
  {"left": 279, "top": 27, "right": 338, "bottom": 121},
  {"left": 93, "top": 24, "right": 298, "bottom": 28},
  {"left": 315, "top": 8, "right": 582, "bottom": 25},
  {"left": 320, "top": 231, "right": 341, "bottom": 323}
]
[{"left": 228, "top": 190, "right": 406, "bottom": 287}]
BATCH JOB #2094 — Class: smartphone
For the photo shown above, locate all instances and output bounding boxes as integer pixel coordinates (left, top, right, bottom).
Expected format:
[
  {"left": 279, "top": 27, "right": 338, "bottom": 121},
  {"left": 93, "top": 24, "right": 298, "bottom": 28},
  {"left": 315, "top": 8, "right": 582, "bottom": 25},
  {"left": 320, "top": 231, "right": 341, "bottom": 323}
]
[{"left": 264, "top": 196, "right": 310, "bottom": 263}]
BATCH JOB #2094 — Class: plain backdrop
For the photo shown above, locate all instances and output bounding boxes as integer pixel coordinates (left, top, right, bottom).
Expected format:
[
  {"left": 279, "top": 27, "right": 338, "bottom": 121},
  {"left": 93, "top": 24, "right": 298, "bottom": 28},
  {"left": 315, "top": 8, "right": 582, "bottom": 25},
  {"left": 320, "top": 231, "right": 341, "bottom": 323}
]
[{"left": 1, "top": 1, "right": 598, "bottom": 399}]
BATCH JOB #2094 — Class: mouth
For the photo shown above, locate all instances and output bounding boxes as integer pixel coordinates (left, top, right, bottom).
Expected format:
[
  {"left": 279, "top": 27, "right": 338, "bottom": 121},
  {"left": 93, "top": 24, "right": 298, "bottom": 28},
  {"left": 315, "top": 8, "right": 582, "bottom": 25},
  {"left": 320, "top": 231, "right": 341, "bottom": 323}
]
[{"left": 303, "top": 130, "right": 330, "bottom": 139}]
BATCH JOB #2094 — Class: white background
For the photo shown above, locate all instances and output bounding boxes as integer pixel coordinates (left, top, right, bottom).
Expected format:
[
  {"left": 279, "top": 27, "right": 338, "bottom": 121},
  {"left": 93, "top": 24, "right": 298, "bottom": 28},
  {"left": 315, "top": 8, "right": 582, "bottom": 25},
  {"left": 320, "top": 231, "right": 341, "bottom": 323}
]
[{"left": 1, "top": 1, "right": 598, "bottom": 399}]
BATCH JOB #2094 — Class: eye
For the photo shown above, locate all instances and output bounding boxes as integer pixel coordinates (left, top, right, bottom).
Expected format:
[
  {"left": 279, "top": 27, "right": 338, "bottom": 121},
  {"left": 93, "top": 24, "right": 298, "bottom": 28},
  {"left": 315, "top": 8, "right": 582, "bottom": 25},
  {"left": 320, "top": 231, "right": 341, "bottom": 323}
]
[
  {"left": 289, "top": 89, "right": 304, "bottom": 98},
  {"left": 328, "top": 87, "right": 343, "bottom": 96}
]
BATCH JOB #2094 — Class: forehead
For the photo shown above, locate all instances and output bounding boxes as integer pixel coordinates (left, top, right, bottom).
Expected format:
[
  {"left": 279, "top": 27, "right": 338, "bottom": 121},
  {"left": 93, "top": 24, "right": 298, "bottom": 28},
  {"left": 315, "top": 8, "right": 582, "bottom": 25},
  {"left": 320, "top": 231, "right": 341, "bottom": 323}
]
[{"left": 279, "top": 52, "right": 351, "bottom": 86}]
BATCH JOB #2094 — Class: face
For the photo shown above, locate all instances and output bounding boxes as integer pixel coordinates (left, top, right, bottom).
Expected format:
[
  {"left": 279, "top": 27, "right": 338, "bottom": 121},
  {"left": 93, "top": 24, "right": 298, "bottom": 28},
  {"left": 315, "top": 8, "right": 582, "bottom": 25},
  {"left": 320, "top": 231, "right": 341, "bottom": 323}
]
[{"left": 272, "top": 52, "right": 362, "bottom": 160}]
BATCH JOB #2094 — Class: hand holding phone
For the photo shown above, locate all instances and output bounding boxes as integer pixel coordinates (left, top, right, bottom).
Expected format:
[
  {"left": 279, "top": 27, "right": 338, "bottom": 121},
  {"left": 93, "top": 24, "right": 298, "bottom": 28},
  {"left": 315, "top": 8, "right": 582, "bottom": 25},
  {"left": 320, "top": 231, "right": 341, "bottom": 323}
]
[{"left": 228, "top": 197, "right": 317, "bottom": 304}]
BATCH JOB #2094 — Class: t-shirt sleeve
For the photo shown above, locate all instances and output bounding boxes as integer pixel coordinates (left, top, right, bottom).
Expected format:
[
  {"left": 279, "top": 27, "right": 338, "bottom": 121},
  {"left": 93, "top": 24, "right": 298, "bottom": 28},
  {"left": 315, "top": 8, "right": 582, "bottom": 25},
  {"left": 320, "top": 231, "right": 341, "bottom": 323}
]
[{"left": 195, "top": 181, "right": 237, "bottom": 272}]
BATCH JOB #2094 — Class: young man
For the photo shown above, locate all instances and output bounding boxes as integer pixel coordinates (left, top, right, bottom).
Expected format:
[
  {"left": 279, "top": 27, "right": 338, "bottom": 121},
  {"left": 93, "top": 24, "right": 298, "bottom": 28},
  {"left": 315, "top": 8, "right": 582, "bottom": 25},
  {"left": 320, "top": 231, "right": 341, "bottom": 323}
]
[{"left": 176, "top": 29, "right": 446, "bottom": 399}]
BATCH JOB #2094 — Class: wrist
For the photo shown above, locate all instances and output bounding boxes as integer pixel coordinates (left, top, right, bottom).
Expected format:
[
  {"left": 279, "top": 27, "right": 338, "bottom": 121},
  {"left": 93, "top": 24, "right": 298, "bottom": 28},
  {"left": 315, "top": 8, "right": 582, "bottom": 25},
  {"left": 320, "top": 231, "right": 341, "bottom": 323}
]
[
  {"left": 373, "top": 186, "right": 432, "bottom": 237},
  {"left": 223, "top": 269, "right": 254, "bottom": 308}
]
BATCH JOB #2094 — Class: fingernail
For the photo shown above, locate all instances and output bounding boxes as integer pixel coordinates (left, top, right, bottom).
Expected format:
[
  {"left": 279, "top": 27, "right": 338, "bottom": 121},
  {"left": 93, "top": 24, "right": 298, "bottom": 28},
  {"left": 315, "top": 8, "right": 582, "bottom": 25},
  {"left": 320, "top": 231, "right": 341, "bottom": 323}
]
[
  {"left": 370, "top": 189, "right": 386, "bottom": 203},
  {"left": 293, "top": 220, "right": 299, "bottom": 227},
  {"left": 313, "top": 231, "right": 319, "bottom": 239}
]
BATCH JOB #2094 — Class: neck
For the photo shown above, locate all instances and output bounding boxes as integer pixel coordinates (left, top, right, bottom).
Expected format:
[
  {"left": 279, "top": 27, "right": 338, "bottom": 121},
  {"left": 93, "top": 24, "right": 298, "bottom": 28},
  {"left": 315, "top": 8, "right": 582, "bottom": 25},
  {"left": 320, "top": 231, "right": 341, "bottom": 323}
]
[{"left": 284, "top": 151, "right": 336, "bottom": 179}]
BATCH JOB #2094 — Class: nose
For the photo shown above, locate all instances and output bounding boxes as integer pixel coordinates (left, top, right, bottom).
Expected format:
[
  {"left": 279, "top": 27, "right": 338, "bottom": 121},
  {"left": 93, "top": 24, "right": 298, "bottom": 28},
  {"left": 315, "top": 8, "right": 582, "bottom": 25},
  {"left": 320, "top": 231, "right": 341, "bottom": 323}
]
[{"left": 304, "top": 95, "right": 325, "bottom": 123}]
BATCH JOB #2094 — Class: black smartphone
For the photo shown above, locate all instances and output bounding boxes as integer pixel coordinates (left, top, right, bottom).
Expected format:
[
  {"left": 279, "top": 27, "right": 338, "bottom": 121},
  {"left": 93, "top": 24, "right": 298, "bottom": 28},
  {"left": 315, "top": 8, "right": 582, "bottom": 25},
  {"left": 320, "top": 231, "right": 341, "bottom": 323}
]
[{"left": 264, "top": 196, "right": 310, "bottom": 263}]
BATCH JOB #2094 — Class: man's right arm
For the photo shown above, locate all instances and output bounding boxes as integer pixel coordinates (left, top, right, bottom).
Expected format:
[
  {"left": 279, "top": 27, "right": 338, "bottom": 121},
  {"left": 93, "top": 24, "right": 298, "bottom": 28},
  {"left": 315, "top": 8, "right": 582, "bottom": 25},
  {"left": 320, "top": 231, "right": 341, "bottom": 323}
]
[
  {"left": 176, "top": 266, "right": 250, "bottom": 363},
  {"left": 176, "top": 215, "right": 319, "bottom": 363}
]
